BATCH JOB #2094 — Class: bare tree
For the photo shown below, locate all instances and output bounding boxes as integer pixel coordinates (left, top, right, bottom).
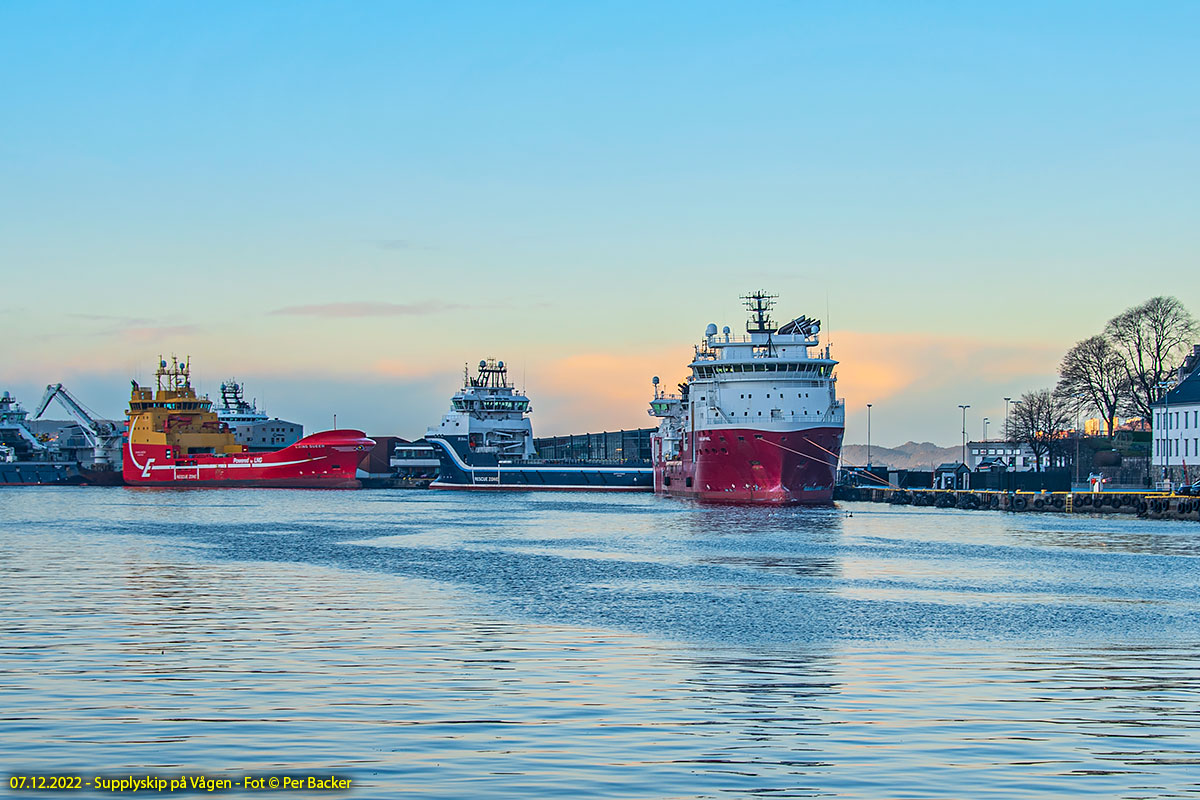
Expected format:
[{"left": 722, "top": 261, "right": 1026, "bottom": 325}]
[
  {"left": 1055, "top": 335, "right": 1127, "bottom": 438},
  {"left": 1008, "top": 389, "right": 1072, "bottom": 472},
  {"left": 1105, "top": 296, "right": 1198, "bottom": 422}
]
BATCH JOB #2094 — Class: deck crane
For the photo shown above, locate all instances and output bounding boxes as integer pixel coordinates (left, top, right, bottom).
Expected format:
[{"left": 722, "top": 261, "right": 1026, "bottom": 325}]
[{"left": 34, "top": 384, "right": 124, "bottom": 467}]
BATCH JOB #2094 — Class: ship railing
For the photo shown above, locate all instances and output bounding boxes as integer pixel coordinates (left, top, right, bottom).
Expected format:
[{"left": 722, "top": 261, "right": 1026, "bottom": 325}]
[
  {"left": 517, "top": 457, "right": 652, "bottom": 466},
  {"left": 703, "top": 333, "right": 821, "bottom": 346}
]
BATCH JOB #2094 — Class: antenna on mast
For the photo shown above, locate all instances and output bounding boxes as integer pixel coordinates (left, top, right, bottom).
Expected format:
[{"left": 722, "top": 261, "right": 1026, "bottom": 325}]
[
  {"left": 825, "top": 290, "right": 832, "bottom": 351},
  {"left": 741, "top": 291, "right": 778, "bottom": 333}
]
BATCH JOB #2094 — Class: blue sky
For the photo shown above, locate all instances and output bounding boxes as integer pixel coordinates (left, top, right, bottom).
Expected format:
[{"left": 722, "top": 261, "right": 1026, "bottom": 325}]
[{"left": 2, "top": 1, "right": 1197, "bottom": 444}]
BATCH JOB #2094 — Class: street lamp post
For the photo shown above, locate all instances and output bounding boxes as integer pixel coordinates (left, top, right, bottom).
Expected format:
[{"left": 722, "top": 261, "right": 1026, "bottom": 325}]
[
  {"left": 1157, "top": 380, "right": 1173, "bottom": 489},
  {"left": 1004, "top": 397, "right": 1012, "bottom": 441},
  {"left": 1080, "top": 412, "right": 1089, "bottom": 489},
  {"left": 983, "top": 417, "right": 989, "bottom": 443},
  {"left": 958, "top": 404, "right": 970, "bottom": 467},
  {"left": 866, "top": 403, "right": 873, "bottom": 469},
  {"left": 1009, "top": 399, "right": 1022, "bottom": 471}
]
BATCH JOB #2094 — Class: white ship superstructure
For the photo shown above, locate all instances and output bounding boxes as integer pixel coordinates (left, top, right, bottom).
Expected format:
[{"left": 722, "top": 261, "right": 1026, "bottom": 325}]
[
  {"left": 426, "top": 359, "right": 651, "bottom": 490},
  {"left": 650, "top": 292, "right": 846, "bottom": 503}
]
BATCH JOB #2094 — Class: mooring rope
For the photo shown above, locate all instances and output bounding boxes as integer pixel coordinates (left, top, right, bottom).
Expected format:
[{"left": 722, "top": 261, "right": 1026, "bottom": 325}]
[{"left": 757, "top": 435, "right": 901, "bottom": 490}]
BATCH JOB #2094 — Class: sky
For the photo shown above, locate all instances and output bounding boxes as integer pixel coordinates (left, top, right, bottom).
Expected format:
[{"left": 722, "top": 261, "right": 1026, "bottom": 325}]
[{"left": 2, "top": 1, "right": 1197, "bottom": 446}]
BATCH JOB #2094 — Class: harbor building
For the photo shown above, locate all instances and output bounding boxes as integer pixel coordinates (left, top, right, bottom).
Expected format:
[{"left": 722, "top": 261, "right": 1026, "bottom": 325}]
[
  {"left": 1151, "top": 345, "right": 1200, "bottom": 487},
  {"left": 965, "top": 441, "right": 1048, "bottom": 472}
]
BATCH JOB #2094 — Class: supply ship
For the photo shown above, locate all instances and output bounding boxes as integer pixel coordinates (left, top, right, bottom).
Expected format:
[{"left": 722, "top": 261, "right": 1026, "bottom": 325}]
[
  {"left": 123, "top": 357, "right": 373, "bottom": 488},
  {"left": 214, "top": 379, "right": 304, "bottom": 451},
  {"left": 649, "top": 292, "right": 845, "bottom": 504},
  {"left": 0, "top": 391, "right": 91, "bottom": 485},
  {"left": 426, "top": 359, "right": 652, "bottom": 490}
]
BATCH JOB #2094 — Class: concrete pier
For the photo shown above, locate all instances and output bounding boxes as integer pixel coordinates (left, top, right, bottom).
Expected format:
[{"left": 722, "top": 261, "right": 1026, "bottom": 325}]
[{"left": 836, "top": 487, "right": 1200, "bottom": 521}]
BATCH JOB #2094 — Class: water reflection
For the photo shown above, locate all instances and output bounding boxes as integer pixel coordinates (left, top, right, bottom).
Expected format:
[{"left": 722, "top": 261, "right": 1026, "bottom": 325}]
[{"left": 2, "top": 488, "right": 1200, "bottom": 798}]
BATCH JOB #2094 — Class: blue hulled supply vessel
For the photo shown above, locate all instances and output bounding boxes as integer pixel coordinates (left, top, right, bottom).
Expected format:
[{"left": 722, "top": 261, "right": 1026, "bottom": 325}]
[{"left": 426, "top": 359, "right": 652, "bottom": 491}]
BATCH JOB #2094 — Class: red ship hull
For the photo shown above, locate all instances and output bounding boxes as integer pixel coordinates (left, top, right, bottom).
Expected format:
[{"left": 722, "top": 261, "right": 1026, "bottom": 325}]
[
  {"left": 655, "top": 426, "right": 842, "bottom": 504},
  {"left": 123, "top": 429, "right": 374, "bottom": 488}
]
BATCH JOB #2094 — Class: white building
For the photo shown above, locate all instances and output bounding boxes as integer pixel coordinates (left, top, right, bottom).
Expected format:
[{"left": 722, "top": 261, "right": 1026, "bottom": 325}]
[
  {"left": 966, "top": 441, "right": 1048, "bottom": 471},
  {"left": 1151, "top": 345, "right": 1200, "bottom": 485}
]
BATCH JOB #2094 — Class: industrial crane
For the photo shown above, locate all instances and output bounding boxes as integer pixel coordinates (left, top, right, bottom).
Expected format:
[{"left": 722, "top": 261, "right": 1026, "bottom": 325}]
[{"left": 34, "top": 384, "right": 124, "bottom": 467}]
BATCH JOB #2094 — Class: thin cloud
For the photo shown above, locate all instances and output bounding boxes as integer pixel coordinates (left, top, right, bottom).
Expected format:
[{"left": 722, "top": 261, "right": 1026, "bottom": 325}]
[
  {"left": 371, "top": 238, "right": 434, "bottom": 251},
  {"left": 270, "top": 301, "right": 460, "bottom": 318},
  {"left": 70, "top": 313, "right": 141, "bottom": 324},
  {"left": 120, "top": 325, "right": 202, "bottom": 343}
]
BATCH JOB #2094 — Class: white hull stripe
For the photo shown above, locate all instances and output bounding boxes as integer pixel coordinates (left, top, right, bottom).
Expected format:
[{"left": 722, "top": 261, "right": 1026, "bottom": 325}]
[
  {"left": 127, "top": 443, "right": 328, "bottom": 473},
  {"left": 427, "top": 437, "right": 651, "bottom": 474},
  {"left": 430, "top": 481, "right": 647, "bottom": 492}
]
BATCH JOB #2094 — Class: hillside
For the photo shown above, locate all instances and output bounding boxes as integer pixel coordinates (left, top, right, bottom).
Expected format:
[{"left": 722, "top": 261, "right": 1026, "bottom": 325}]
[{"left": 841, "top": 441, "right": 962, "bottom": 470}]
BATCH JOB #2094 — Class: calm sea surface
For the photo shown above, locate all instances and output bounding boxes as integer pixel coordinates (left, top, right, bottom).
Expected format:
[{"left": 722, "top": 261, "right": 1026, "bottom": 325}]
[{"left": 2, "top": 488, "right": 1199, "bottom": 798}]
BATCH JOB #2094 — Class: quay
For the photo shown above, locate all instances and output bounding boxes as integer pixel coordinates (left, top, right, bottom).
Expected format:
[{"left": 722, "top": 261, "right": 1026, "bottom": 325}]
[{"left": 836, "top": 486, "right": 1200, "bottom": 521}]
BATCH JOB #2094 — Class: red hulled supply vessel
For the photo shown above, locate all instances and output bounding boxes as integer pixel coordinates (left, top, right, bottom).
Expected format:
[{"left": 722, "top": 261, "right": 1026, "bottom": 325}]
[
  {"left": 123, "top": 357, "right": 373, "bottom": 488},
  {"left": 649, "top": 293, "right": 845, "bottom": 504}
]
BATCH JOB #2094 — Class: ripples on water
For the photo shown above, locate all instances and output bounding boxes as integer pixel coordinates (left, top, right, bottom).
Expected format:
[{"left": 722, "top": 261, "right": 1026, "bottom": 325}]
[{"left": 2, "top": 489, "right": 1199, "bottom": 798}]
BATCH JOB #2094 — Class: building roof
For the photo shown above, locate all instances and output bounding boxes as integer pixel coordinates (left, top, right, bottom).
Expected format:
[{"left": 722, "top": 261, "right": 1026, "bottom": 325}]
[
  {"left": 935, "top": 462, "right": 969, "bottom": 472},
  {"left": 1151, "top": 365, "right": 1200, "bottom": 407}
]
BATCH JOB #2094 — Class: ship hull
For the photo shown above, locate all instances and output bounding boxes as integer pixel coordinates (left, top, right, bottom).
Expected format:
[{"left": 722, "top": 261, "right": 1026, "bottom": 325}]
[
  {"left": 656, "top": 426, "right": 842, "bottom": 505},
  {"left": 0, "top": 462, "right": 87, "bottom": 486},
  {"left": 123, "top": 430, "right": 374, "bottom": 488},
  {"left": 428, "top": 436, "right": 652, "bottom": 491}
]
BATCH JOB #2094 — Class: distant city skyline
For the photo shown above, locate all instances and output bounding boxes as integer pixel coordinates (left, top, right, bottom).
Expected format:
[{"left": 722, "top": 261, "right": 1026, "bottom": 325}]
[{"left": 3, "top": 2, "right": 1197, "bottom": 445}]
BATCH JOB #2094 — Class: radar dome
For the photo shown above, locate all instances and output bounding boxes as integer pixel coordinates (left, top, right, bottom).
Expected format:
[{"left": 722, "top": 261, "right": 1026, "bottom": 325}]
[
  {"left": 498, "top": 361, "right": 505, "bottom": 369},
  {"left": 722, "top": 326, "right": 731, "bottom": 335},
  {"left": 705, "top": 323, "right": 718, "bottom": 336},
  {"left": 652, "top": 376, "right": 660, "bottom": 385},
  {"left": 479, "top": 360, "right": 487, "bottom": 369}
]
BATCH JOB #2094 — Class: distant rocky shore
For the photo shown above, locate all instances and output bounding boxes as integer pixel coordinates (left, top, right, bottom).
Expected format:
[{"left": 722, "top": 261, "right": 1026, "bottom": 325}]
[{"left": 841, "top": 441, "right": 959, "bottom": 470}]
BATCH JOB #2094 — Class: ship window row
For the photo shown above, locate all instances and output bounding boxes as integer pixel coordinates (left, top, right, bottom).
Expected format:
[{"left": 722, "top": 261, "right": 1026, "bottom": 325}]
[
  {"left": 452, "top": 399, "right": 529, "bottom": 412},
  {"left": 130, "top": 402, "right": 209, "bottom": 411},
  {"left": 693, "top": 363, "right": 830, "bottom": 378}
]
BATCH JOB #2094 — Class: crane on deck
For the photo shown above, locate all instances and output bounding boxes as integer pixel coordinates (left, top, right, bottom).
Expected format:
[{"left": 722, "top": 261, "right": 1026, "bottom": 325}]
[{"left": 34, "top": 384, "right": 124, "bottom": 468}]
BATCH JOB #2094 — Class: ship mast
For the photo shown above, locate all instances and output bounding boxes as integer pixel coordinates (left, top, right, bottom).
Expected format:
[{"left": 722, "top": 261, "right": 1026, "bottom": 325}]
[
  {"left": 743, "top": 292, "right": 777, "bottom": 333},
  {"left": 743, "top": 291, "right": 778, "bottom": 357},
  {"left": 155, "top": 355, "right": 191, "bottom": 392}
]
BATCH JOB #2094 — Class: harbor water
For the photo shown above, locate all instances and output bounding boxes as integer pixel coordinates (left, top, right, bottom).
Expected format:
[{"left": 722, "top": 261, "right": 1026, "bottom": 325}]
[{"left": 3, "top": 489, "right": 1199, "bottom": 798}]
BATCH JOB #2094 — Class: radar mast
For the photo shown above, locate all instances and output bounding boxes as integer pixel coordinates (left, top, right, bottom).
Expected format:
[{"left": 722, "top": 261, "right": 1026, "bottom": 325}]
[{"left": 742, "top": 292, "right": 778, "bottom": 333}]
